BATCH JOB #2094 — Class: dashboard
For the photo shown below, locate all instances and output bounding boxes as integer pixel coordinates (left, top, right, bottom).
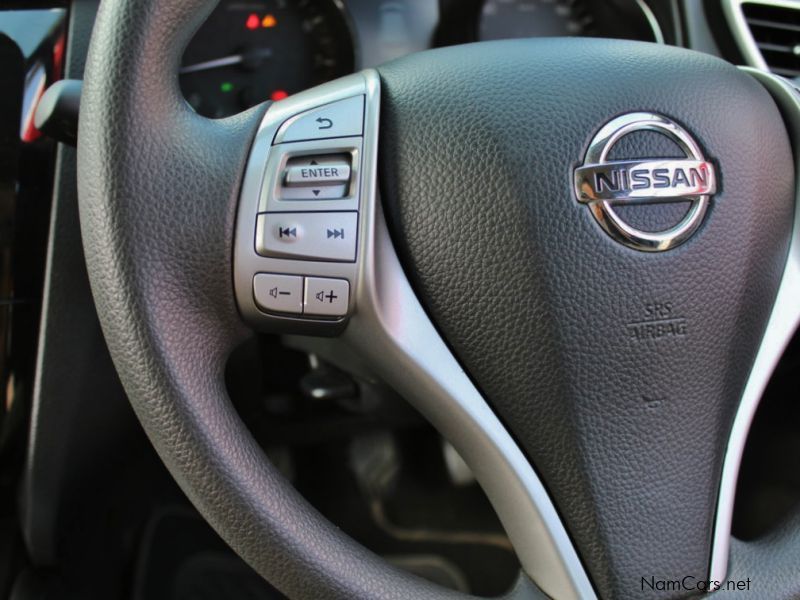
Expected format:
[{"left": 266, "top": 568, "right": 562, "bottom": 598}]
[{"left": 180, "top": 0, "right": 668, "bottom": 118}]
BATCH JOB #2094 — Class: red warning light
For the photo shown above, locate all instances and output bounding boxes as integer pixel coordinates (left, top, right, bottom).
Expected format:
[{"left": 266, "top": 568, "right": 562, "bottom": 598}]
[
  {"left": 245, "top": 13, "right": 260, "bottom": 30},
  {"left": 270, "top": 89, "right": 289, "bottom": 101}
]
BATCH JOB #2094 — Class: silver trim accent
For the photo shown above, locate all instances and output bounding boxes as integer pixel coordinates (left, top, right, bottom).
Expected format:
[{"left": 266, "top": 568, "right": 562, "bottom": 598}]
[
  {"left": 709, "top": 68, "right": 800, "bottom": 587},
  {"left": 634, "top": 0, "right": 666, "bottom": 45},
  {"left": 723, "top": 0, "right": 800, "bottom": 72},
  {"left": 343, "top": 72, "right": 594, "bottom": 599},
  {"left": 574, "top": 112, "right": 715, "bottom": 252},
  {"left": 234, "top": 70, "right": 596, "bottom": 599}
]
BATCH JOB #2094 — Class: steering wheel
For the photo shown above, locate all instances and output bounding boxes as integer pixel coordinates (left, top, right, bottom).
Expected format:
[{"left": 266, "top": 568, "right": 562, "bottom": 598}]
[{"left": 76, "top": 0, "right": 800, "bottom": 598}]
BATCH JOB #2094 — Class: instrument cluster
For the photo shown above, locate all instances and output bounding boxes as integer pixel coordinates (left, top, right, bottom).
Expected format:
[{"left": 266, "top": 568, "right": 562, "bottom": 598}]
[{"left": 181, "top": 0, "right": 667, "bottom": 118}]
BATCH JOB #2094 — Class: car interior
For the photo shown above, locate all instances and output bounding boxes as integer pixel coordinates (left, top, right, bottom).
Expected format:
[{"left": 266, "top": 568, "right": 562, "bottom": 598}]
[{"left": 0, "top": 0, "right": 799, "bottom": 598}]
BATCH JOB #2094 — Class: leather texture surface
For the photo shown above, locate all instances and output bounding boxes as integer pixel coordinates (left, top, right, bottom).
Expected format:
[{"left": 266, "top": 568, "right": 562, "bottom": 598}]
[
  {"left": 378, "top": 40, "right": 795, "bottom": 599},
  {"left": 77, "top": 1, "right": 535, "bottom": 598},
  {"left": 716, "top": 511, "right": 800, "bottom": 599}
]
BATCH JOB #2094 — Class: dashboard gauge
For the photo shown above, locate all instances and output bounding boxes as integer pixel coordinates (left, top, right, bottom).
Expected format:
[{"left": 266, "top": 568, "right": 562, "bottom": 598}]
[
  {"left": 478, "top": 0, "right": 594, "bottom": 41},
  {"left": 180, "top": 0, "right": 354, "bottom": 118}
]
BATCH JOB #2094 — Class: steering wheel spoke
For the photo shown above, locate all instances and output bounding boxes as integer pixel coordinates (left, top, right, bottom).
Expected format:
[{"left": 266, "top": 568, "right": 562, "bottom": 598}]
[
  {"left": 233, "top": 69, "right": 595, "bottom": 599},
  {"left": 77, "top": 1, "right": 800, "bottom": 598}
]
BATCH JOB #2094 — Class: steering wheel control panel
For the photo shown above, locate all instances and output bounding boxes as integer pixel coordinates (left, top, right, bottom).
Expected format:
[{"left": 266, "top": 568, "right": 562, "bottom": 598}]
[{"left": 234, "top": 73, "right": 379, "bottom": 335}]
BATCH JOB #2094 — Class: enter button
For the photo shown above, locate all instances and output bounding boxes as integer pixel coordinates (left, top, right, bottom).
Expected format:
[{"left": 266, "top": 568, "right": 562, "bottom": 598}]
[
  {"left": 285, "top": 162, "right": 350, "bottom": 186},
  {"left": 304, "top": 277, "right": 350, "bottom": 317}
]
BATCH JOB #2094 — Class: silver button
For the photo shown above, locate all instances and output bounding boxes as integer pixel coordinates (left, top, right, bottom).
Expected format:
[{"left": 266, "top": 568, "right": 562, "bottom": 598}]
[
  {"left": 280, "top": 184, "right": 347, "bottom": 201},
  {"left": 253, "top": 273, "right": 303, "bottom": 315},
  {"left": 256, "top": 212, "right": 357, "bottom": 262},
  {"left": 281, "top": 155, "right": 351, "bottom": 201},
  {"left": 285, "top": 162, "right": 350, "bottom": 186},
  {"left": 274, "top": 96, "right": 364, "bottom": 143},
  {"left": 304, "top": 277, "right": 350, "bottom": 317}
]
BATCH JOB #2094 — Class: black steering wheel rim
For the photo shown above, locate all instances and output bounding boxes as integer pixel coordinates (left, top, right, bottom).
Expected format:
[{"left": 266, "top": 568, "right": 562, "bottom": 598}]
[
  {"left": 77, "top": 0, "right": 800, "bottom": 598},
  {"left": 76, "top": 0, "right": 534, "bottom": 598}
]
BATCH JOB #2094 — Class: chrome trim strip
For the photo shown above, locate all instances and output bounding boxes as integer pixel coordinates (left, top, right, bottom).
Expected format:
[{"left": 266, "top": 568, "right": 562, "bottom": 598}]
[
  {"left": 342, "top": 72, "right": 596, "bottom": 600},
  {"left": 710, "top": 68, "right": 800, "bottom": 586},
  {"left": 722, "top": 0, "right": 800, "bottom": 72},
  {"left": 635, "top": 0, "right": 666, "bottom": 45}
]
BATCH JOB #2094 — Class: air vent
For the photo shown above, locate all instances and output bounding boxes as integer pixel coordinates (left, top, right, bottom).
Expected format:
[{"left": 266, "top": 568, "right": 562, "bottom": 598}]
[
  {"left": 724, "top": 0, "right": 800, "bottom": 77},
  {"left": 743, "top": 2, "right": 800, "bottom": 76}
]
